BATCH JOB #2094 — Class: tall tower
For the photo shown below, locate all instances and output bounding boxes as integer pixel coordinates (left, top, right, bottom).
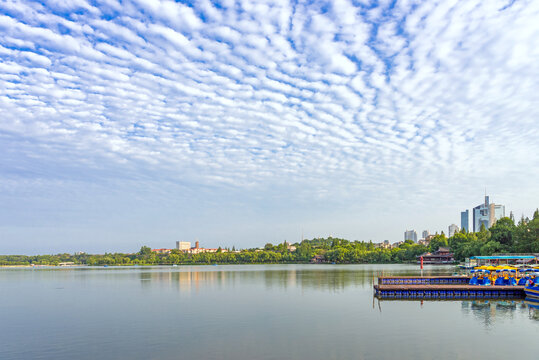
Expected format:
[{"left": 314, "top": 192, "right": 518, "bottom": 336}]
[
  {"left": 473, "top": 194, "right": 505, "bottom": 231},
  {"left": 461, "top": 210, "right": 469, "bottom": 232}
]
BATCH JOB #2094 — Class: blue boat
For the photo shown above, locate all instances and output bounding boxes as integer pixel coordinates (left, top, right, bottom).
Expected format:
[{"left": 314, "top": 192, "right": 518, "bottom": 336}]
[
  {"left": 524, "top": 273, "right": 539, "bottom": 299},
  {"left": 469, "top": 269, "right": 491, "bottom": 286},
  {"left": 494, "top": 269, "right": 518, "bottom": 286}
]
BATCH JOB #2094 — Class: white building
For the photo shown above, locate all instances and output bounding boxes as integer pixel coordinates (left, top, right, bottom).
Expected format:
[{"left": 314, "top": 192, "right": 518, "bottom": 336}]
[
  {"left": 448, "top": 224, "right": 460, "bottom": 237},
  {"left": 176, "top": 241, "right": 191, "bottom": 251},
  {"left": 404, "top": 230, "right": 417, "bottom": 242}
]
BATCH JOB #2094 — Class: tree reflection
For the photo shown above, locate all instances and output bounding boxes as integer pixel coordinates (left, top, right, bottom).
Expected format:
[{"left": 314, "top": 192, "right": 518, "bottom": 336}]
[{"left": 137, "top": 266, "right": 381, "bottom": 292}]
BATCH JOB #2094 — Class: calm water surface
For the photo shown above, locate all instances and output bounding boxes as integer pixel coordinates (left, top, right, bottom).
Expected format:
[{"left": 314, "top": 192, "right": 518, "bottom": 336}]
[{"left": 1, "top": 264, "right": 538, "bottom": 360}]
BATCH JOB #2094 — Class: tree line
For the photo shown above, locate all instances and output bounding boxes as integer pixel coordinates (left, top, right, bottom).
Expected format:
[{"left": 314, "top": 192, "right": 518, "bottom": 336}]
[{"left": 1, "top": 210, "right": 537, "bottom": 266}]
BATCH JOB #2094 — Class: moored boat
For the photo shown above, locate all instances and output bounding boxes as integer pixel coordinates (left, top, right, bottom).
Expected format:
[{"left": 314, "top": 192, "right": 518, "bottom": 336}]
[{"left": 524, "top": 273, "right": 539, "bottom": 299}]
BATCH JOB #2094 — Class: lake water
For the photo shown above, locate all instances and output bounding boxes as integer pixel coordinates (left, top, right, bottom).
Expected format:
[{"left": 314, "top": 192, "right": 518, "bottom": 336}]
[{"left": 1, "top": 264, "right": 538, "bottom": 360}]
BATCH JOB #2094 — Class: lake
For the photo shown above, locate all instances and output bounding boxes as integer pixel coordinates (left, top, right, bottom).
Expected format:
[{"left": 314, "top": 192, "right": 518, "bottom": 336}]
[{"left": 1, "top": 264, "right": 538, "bottom": 360}]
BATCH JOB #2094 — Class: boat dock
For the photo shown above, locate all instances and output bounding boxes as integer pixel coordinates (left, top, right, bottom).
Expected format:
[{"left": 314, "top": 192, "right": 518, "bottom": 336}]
[
  {"left": 378, "top": 276, "right": 469, "bottom": 285},
  {"left": 374, "top": 276, "right": 525, "bottom": 299}
]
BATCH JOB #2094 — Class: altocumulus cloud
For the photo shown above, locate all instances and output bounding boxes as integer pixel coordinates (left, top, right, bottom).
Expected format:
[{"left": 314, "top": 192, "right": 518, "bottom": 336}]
[{"left": 0, "top": 0, "right": 538, "bottom": 251}]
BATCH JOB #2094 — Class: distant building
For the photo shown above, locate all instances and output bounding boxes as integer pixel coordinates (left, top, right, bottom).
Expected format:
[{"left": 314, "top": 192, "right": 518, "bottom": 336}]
[
  {"left": 417, "top": 247, "right": 455, "bottom": 264},
  {"left": 472, "top": 195, "right": 505, "bottom": 232},
  {"left": 179, "top": 240, "right": 225, "bottom": 254},
  {"left": 404, "top": 230, "right": 417, "bottom": 242},
  {"left": 448, "top": 224, "right": 459, "bottom": 237},
  {"left": 461, "top": 210, "right": 469, "bottom": 232},
  {"left": 187, "top": 247, "right": 221, "bottom": 254},
  {"left": 490, "top": 204, "right": 505, "bottom": 225},
  {"left": 392, "top": 241, "right": 404, "bottom": 248},
  {"left": 284, "top": 241, "right": 297, "bottom": 252},
  {"left": 151, "top": 248, "right": 172, "bottom": 254},
  {"left": 422, "top": 230, "right": 430, "bottom": 239},
  {"left": 376, "top": 240, "right": 391, "bottom": 249},
  {"left": 418, "top": 239, "right": 429, "bottom": 246},
  {"left": 176, "top": 241, "right": 191, "bottom": 251}
]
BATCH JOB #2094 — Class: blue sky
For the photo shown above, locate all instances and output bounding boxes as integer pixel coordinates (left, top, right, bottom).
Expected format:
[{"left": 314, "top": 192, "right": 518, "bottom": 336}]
[{"left": 1, "top": 0, "right": 538, "bottom": 254}]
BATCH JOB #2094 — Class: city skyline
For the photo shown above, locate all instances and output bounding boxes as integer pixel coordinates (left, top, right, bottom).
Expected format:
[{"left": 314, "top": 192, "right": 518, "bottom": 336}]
[
  {"left": 1, "top": 1, "right": 538, "bottom": 254},
  {"left": 402, "top": 194, "right": 515, "bottom": 243}
]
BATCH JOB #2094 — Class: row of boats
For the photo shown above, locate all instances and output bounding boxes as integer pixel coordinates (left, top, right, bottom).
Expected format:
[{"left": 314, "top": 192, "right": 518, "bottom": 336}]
[{"left": 467, "top": 266, "right": 539, "bottom": 301}]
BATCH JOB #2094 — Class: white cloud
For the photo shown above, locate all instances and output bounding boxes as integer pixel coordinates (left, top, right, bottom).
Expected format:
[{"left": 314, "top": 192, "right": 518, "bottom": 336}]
[{"left": 0, "top": 0, "right": 538, "bottom": 249}]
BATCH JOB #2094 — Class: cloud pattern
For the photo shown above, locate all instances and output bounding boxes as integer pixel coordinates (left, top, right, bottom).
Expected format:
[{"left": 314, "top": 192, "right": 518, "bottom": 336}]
[{"left": 1, "top": 0, "right": 538, "bottom": 251}]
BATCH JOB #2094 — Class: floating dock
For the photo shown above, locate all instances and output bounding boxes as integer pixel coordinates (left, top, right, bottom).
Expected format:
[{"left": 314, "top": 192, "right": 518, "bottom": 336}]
[
  {"left": 377, "top": 276, "right": 469, "bottom": 285},
  {"left": 374, "top": 276, "right": 525, "bottom": 299}
]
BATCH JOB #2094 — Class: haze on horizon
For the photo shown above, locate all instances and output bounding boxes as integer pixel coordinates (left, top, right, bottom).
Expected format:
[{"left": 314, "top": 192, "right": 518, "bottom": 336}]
[{"left": 1, "top": 0, "right": 538, "bottom": 255}]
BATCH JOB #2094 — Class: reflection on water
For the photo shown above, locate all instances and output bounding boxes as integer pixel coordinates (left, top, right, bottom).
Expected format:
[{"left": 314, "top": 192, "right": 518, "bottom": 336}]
[
  {"left": 135, "top": 264, "right": 456, "bottom": 292},
  {"left": 524, "top": 301, "right": 539, "bottom": 321},
  {"left": 375, "top": 295, "right": 539, "bottom": 325},
  {"left": 1, "top": 264, "right": 538, "bottom": 360},
  {"left": 143, "top": 266, "right": 539, "bottom": 325},
  {"left": 461, "top": 299, "right": 526, "bottom": 327},
  {"left": 140, "top": 268, "right": 375, "bottom": 292}
]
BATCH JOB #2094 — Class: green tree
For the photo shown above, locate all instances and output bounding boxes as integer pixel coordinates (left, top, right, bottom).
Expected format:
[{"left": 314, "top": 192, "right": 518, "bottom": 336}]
[
  {"left": 428, "top": 234, "right": 448, "bottom": 252},
  {"left": 448, "top": 233, "right": 468, "bottom": 249},
  {"left": 476, "top": 224, "right": 490, "bottom": 243},
  {"left": 480, "top": 240, "right": 503, "bottom": 255},
  {"left": 139, "top": 246, "right": 152, "bottom": 256},
  {"left": 489, "top": 217, "right": 516, "bottom": 248},
  {"left": 514, "top": 212, "right": 539, "bottom": 252}
]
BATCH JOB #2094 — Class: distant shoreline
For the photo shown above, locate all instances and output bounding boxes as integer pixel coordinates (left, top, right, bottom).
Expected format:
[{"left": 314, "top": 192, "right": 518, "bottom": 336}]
[
  {"left": 0, "top": 262, "right": 438, "bottom": 268},
  {"left": 0, "top": 264, "right": 89, "bottom": 268}
]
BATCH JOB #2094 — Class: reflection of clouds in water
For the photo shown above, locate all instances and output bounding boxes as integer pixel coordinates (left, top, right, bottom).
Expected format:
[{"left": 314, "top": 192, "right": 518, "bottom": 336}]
[
  {"left": 264, "top": 269, "right": 370, "bottom": 292},
  {"left": 141, "top": 270, "right": 230, "bottom": 292},
  {"left": 138, "top": 267, "right": 377, "bottom": 292},
  {"left": 133, "top": 265, "right": 461, "bottom": 294}
]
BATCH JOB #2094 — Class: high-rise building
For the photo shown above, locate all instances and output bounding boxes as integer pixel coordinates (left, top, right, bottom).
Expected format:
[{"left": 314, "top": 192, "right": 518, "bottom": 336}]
[
  {"left": 448, "top": 224, "right": 459, "bottom": 237},
  {"left": 422, "top": 230, "right": 430, "bottom": 239},
  {"left": 472, "top": 195, "right": 505, "bottom": 232},
  {"left": 176, "top": 241, "right": 191, "bottom": 251},
  {"left": 461, "top": 210, "right": 469, "bottom": 232},
  {"left": 490, "top": 204, "right": 505, "bottom": 225},
  {"left": 404, "top": 230, "right": 417, "bottom": 242}
]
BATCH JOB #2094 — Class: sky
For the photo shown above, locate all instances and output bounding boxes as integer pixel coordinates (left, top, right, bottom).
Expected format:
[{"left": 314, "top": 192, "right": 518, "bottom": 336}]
[{"left": 1, "top": 0, "right": 538, "bottom": 254}]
